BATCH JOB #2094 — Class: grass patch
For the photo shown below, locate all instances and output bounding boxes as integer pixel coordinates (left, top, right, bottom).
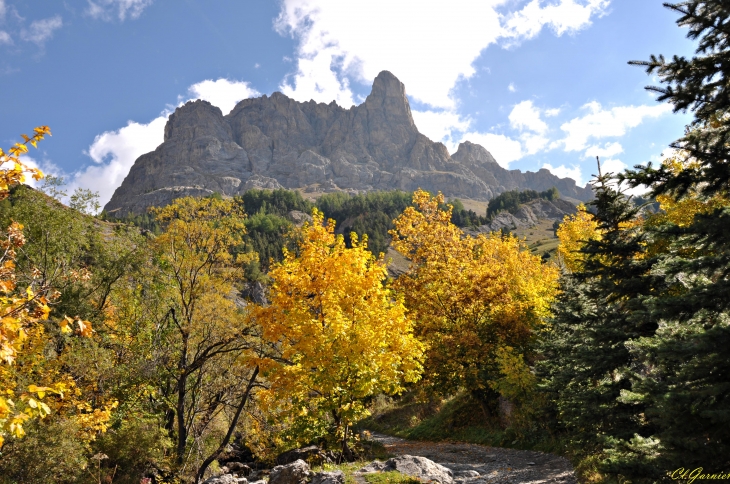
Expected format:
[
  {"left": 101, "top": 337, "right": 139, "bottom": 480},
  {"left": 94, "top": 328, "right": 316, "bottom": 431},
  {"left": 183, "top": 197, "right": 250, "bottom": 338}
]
[
  {"left": 361, "top": 392, "right": 565, "bottom": 453},
  {"left": 364, "top": 472, "right": 422, "bottom": 484},
  {"left": 361, "top": 392, "right": 505, "bottom": 446},
  {"left": 314, "top": 462, "right": 367, "bottom": 484}
]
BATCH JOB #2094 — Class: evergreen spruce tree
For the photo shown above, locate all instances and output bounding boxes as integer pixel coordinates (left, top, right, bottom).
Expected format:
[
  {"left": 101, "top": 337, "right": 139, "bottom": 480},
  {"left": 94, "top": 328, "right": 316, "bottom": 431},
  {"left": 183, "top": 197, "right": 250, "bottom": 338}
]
[
  {"left": 539, "top": 161, "right": 661, "bottom": 479},
  {"left": 616, "top": 1, "right": 730, "bottom": 472}
]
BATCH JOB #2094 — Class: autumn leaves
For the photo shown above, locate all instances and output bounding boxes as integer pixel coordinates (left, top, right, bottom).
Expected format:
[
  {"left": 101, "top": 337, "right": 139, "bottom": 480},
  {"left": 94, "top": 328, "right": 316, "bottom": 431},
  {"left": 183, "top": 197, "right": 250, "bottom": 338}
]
[
  {"left": 255, "top": 209, "right": 422, "bottom": 457},
  {"left": 253, "top": 189, "right": 558, "bottom": 454},
  {"left": 0, "top": 128, "right": 562, "bottom": 476}
]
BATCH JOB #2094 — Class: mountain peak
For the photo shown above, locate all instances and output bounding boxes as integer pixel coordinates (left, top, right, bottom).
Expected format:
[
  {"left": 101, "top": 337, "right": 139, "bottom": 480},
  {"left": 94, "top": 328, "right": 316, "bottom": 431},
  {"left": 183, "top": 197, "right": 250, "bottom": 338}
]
[
  {"left": 365, "top": 71, "right": 414, "bottom": 128},
  {"left": 105, "top": 72, "right": 593, "bottom": 217}
]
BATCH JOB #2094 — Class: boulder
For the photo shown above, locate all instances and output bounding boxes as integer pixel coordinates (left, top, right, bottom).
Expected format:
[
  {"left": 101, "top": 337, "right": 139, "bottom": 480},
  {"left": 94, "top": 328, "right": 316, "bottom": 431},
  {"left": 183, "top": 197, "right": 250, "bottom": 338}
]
[
  {"left": 269, "top": 459, "right": 310, "bottom": 484},
  {"left": 310, "top": 470, "right": 345, "bottom": 484},
  {"left": 227, "top": 462, "right": 252, "bottom": 476},
  {"left": 383, "top": 455, "right": 454, "bottom": 484},
  {"left": 276, "top": 445, "right": 327, "bottom": 466}
]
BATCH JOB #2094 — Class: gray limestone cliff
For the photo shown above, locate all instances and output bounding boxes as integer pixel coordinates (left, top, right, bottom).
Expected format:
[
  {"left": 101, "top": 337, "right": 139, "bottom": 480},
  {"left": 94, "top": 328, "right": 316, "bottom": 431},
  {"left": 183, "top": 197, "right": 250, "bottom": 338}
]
[{"left": 105, "top": 71, "right": 592, "bottom": 217}]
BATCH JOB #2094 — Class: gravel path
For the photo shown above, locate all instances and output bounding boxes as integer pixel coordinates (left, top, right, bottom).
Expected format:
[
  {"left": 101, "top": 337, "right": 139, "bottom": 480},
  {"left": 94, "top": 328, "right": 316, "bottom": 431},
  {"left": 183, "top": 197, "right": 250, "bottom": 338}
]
[{"left": 367, "top": 432, "right": 577, "bottom": 484}]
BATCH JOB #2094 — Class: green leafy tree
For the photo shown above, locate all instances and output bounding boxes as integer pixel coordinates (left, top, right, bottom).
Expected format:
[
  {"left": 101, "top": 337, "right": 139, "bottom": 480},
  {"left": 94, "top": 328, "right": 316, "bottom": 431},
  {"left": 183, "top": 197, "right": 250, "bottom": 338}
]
[{"left": 69, "top": 188, "right": 101, "bottom": 216}]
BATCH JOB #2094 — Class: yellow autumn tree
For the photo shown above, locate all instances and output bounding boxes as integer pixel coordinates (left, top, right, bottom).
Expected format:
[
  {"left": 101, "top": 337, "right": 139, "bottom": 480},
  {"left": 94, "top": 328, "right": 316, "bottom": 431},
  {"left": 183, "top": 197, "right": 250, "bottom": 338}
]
[
  {"left": 650, "top": 154, "right": 730, "bottom": 227},
  {"left": 557, "top": 155, "right": 730, "bottom": 271},
  {"left": 0, "top": 127, "right": 72, "bottom": 445},
  {"left": 254, "top": 209, "right": 423, "bottom": 457},
  {"left": 390, "top": 189, "right": 558, "bottom": 412},
  {"left": 0, "top": 128, "right": 112, "bottom": 450},
  {"left": 149, "top": 196, "right": 261, "bottom": 481},
  {"left": 556, "top": 204, "right": 600, "bottom": 271}
]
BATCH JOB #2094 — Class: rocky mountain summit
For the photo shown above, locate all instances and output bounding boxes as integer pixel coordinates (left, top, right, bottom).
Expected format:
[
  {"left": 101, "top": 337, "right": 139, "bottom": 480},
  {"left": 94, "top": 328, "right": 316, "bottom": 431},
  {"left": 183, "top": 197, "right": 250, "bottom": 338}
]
[{"left": 105, "top": 71, "right": 592, "bottom": 217}]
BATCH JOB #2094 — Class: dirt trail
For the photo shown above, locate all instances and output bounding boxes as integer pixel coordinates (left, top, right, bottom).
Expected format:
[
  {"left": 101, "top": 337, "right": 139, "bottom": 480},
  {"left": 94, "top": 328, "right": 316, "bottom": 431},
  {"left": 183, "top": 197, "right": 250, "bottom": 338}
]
[{"left": 367, "top": 432, "right": 577, "bottom": 484}]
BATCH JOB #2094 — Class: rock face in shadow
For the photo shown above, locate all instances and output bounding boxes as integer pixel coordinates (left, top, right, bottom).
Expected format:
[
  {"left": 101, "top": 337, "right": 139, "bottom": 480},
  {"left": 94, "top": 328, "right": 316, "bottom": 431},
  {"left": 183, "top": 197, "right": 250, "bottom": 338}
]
[{"left": 105, "top": 71, "right": 592, "bottom": 217}]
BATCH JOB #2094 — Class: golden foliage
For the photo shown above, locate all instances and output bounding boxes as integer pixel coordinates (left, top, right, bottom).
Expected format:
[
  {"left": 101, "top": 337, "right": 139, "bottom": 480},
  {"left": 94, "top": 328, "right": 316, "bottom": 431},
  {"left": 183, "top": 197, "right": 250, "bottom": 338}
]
[
  {"left": 255, "top": 209, "right": 423, "bottom": 450},
  {"left": 0, "top": 128, "right": 108, "bottom": 447},
  {"left": 556, "top": 204, "right": 600, "bottom": 271},
  {"left": 0, "top": 126, "right": 49, "bottom": 198},
  {"left": 151, "top": 196, "right": 260, "bottom": 467},
  {"left": 651, "top": 155, "right": 730, "bottom": 227},
  {"left": 390, "top": 189, "right": 558, "bottom": 397}
]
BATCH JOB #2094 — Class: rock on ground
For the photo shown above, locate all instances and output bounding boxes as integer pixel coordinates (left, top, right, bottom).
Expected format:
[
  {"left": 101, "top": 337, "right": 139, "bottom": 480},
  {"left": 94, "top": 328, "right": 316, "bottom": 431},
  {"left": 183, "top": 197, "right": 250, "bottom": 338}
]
[
  {"left": 276, "top": 445, "right": 328, "bottom": 466},
  {"left": 202, "top": 475, "right": 247, "bottom": 484},
  {"left": 367, "top": 432, "right": 577, "bottom": 484},
  {"left": 269, "top": 459, "right": 311, "bottom": 484},
  {"left": 310, "top": 470, "right": 345, "bottom": 484},
  {"left": 382, "top": 455, "right": 454, "bottom": 484}
]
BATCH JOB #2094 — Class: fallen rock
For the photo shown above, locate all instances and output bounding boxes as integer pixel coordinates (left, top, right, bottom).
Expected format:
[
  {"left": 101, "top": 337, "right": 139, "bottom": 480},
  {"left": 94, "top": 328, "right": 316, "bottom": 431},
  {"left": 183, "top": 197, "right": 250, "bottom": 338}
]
[
  {"left": 310, "top": 470, "right": 345, "bottom": 484},
  {"left": 269, "top": 459, "right": 310, "bottom": 484},
  {"left": 383, "top": 455, "right": 454, "bottom": 484},
  {"left": 227, "top": 462, "right": 252, "bottom": 476},
  {"left": 276, "top": 445, "right": 328, "bottom": 466}
]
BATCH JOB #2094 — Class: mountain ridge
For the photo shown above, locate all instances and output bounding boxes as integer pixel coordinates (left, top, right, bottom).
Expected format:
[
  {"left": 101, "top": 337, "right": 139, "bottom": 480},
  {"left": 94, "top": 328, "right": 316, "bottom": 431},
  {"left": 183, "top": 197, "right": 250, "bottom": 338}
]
[{"left": 105, "top": 71, "right": 591, "bottom": 217}]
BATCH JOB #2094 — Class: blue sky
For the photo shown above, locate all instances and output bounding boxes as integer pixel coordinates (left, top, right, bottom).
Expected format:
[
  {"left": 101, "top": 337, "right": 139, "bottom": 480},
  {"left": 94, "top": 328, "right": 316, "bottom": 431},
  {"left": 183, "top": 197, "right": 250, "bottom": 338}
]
[{"left": 1, "top": 0, "right": 696, "bottom": 206}]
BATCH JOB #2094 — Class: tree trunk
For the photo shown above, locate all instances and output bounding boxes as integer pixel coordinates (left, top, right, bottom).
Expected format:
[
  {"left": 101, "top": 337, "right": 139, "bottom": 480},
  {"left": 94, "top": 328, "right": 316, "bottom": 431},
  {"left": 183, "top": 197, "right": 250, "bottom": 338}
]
[
  {"left": 176, "top": 335, "right": 189, "bottom": 465},
  {"left": 196, "top": 366, "right": 259, "bottom": 484}
]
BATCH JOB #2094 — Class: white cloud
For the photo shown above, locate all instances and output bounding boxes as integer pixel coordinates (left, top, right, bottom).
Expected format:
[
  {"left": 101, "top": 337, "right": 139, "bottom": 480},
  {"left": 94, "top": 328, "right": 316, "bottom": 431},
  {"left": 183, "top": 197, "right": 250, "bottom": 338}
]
[
  {"left": 508, "top": 83, "right": 516, "bottom": 92},
  {"left": 545, "top": 107, "right": 561, "bottom": 117},
  {"left": 0, "top": 31, "right": 11, "bottom": 45},
  {"left": 584, "top": 141, "right": 623, "bottom": 159},
  {"left": 560, "top": 101, "right": 672, "bottom": 151},
  {"left": 460, "top": 132, "right": 524, "bottom": 168},
  {"left": 276, "top": 0, "right": 607, "bottom": 110},
  {"left": 509, "top": 100, "right": 548, "bottom": 134},
  {"left": 71, "top": 116, "right": 167, "bottom": 207},
  {"left": 279, "top": 52, "right": 357, "bottom": 107},
  {"left": 507, "top": 100, "right": 555, "bottom": 154},
  {"left": 542, "top": 163, "right": 582, "bottom": 184},
  {"left": 185, "top": 79, "right": 260, "bottom": 115},
  {"left": 0, "top": 0, "right": 6, "bottom": 20},
  {"left": 20, "top": 16, "right": 62, "bottom": 46},
  {"left": 501, "top": 0, "right": 610, "bottom": 41},
  {"left": 522, "top": 133, "right": 550, "bottom": 154},
  {"left": 412, "top": 110, "right": 471, "bottom": 151},
  {"left": 86, "top": 0, "right": 153, "bottom": 21}
]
